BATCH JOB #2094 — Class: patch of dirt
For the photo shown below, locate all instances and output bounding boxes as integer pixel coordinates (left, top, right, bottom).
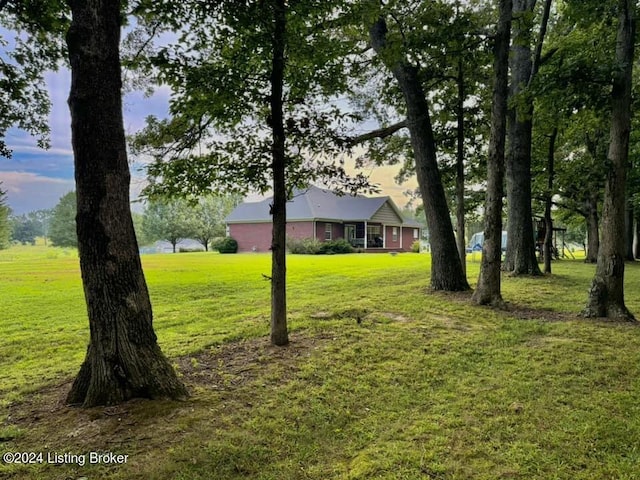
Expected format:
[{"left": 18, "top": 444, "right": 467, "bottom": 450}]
[
  {"left": 428, "top": 288, "right": 580, "bottom": 323},
  {"left": 378, "top": 312, "right": 411, "bottom": 323},
  {"left": 1, "top": 332, "right": 334, "bottom": 478},
  {"left": 502, "top": 304, "right": 579, "bottom": 322}
]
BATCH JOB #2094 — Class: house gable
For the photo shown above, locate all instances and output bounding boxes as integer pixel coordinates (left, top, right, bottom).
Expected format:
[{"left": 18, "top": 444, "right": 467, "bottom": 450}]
[{"left": 371, "top": 201, "right": 403, "bottom": 225}]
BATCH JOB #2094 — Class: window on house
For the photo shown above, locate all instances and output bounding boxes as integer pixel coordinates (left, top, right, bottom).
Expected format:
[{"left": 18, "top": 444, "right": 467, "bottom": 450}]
[
  {"left": 367, "top": 225, "right": 382, "bottom": 246},
  {"left": 325, "top": 223, "right": 332, "bottom": 240},
  {"left": 413, "top": 229, "right": 419, "bottom": 239},
  {"left": 392, "top": 227, "right": 398, "bottom": 242}
]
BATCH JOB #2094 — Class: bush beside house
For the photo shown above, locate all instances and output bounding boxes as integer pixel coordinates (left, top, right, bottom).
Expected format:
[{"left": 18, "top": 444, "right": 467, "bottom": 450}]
[
  {"left": 216, "top": 237, "right": 238, "bottom": 253},
  {"left": 287, "top": 237, "right": 354, "bottom": 255}
]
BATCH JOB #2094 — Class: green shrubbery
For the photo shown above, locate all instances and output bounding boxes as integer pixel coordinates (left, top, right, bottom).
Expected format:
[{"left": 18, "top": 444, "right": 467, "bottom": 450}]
[
  {"left": 287, "top": 237, "right": 322, "bottom": 254},
  {"left": 318, "top": 239, "right": 354, "bottom": 254},
  {"left": 216, "top": 237, "right": 238, "bottom": 253},
  {"left": 287, "top": 237, "right": 354, "bottom": 255},
  {"left": 411, "top": 240, "right": 421, "bottom": 253}
]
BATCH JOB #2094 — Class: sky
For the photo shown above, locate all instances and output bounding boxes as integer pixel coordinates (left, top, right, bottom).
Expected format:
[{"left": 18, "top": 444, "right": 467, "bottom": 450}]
[
  {"left": 1, "top": 66, "right": 175, "bottom": 214},
  {"left": 1, "top": 65, "right": 417, "bottom": 216}
]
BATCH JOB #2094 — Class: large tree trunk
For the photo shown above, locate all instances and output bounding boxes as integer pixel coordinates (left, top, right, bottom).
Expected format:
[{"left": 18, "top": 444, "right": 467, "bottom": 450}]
[
  {"left": 584, "top": 194, "right": 599, "bottom": 263},
  {"left": 583, "top": 0, "right": 636, "bottom": 321},
  {"left": 455, "top": 57, "right": 467, "bottom": 277},
  {"left": 269, "top": 0, "right": 289, "bottom": 346},
  {"left": 543, "top": 128, "right": 557, "bottom": 274},
  {"left": 503, "top": 0, "right": 542, "bottom": 276},
  {"left": 370, "top": 18, "right": 468, "bottom": 291},
  {"left": 473, "top": 0, "right": 512, "bottom": 307},
  {"left": 65, "top": 0, "right": 188, "bottom": 407}
]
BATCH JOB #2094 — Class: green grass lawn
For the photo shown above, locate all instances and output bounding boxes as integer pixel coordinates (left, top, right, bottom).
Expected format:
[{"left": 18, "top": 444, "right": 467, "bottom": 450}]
[{"left": 2, "top": 245, "right": 640, "bottom": 479}]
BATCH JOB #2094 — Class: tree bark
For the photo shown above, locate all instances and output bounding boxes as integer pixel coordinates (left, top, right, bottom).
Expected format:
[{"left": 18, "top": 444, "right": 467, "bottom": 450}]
[
  {"left": 583, "top": 0, "right": 636, "bottom": 321},
  {"left": 543, "top": 128, "right": 557, "bottom": 274},
  {"left": 269, "top": 0, "right": 289, "bottom": 346},
  {"left": 473, "top": 0, "right": 511, "bottom": 307},
  {"left": 455, "top": 57, "right": 466, "bottom": 277},
  {"left": 370, "top": 18, "right": 469, "bottom": 291},
  {"left": 584, "top": 194, "right": 599, "bottom": 263},
  {"left": 503, "top": 0, "right": 542, "bottom": 276},
  {"left": 65, "top": 0, "right": 188, "bottom": 406}
]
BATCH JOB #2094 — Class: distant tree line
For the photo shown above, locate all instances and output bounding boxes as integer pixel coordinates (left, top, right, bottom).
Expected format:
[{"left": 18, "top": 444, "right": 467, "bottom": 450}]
[{"left": 18, "top": 190, "right": 240, "bottom": 252}]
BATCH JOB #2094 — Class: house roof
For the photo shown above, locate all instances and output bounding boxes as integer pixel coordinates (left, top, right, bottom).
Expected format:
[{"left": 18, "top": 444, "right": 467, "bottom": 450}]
[{"left": 226, "top": 185, "right": 421, "bottom": 227}]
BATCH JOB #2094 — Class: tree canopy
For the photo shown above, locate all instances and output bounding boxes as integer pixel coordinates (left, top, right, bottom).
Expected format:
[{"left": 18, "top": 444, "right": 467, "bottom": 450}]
[
  {"left": 49, "top": 191, "right": 77, "bottom": 248},
  {"left": 0, "top": 0, "right": 67, "bottom": 157}
]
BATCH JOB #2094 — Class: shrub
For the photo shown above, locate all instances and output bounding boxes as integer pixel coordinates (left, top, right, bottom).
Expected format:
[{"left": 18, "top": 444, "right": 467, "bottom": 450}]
[
  {"left": 287, "top": 237, "right": 322, "bottom": 254},
  {"left": 318, "top": 239, "right": 354, "bottom": 255},
  {"left": 411, "top": 240, "right": 421, "bottom": 253},
  {"left": 216, "top": 237, "right": 238, "bottom": 254},
  {"left": 287, "top": 237, "right": 354, "bottom": 255}
]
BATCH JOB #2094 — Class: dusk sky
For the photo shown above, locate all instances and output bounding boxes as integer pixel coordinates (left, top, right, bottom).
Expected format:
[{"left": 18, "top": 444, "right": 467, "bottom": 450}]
[
  {"left": 1, "top": 63, "right": 416, "bottom": 216},
  {"left": 1, "top": 65, "right": 174, "bottom": 215}
]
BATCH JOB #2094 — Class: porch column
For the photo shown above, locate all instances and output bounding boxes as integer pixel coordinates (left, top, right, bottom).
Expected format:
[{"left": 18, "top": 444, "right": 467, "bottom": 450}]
[
  {"left": 313, "top": 220, "right": 316, "bottom": 240},
  {"left": 382, "top": 224, "right": 386, "bottom": 248},
  {"left": 364, "top": 220, "right": 368, "bottom": 249},
  {"left": 400, "top": 225, "right": 403, "bottom": 249}
]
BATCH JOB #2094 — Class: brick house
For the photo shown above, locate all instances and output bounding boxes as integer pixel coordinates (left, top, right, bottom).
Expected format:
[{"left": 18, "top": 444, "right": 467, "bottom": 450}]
[{"left": 225, "top": 185, "right": 422, "bottom": 252}]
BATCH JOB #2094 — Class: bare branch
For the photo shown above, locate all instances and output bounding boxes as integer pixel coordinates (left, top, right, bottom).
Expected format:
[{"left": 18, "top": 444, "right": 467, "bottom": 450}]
[
  {"left": 529, "top": 0, "right": 553, "bottom": 86},
  {"left": 346, "top": 120, "right": 407, "bottom": 146}
]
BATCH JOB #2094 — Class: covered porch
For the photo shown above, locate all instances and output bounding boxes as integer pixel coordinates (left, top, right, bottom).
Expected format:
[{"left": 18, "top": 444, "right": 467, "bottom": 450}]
[{"left": 343, "top": 222, "right": 406, "bottom": 250}]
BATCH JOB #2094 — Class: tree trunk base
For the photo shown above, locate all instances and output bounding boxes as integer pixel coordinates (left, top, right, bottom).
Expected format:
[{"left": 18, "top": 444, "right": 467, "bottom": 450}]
[
  {"left": 430, "top": 278, "right": 470, "bottom": 292},
  {"left": 502, "top": 263, "right": 543, "bottom": 277},
  {"left": 581, "top": 277, "right": 636, "bottom": 321},
  {"left": 67, "top": 345, "right": 189, "bottom": 408},
  {"left": 472, "top": 289, "right": 506, "bottom": 308}
]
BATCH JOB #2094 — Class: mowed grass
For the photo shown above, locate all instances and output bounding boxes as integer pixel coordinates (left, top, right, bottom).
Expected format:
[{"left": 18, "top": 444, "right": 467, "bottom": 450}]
[{"left": 2, "top": 245, "right": 640, "bottom": 479}]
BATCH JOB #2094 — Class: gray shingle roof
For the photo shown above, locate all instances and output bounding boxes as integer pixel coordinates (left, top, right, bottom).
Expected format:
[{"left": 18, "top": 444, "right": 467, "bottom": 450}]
[{"left": 226, "top": 185, "right": 421, "bottom": 227}]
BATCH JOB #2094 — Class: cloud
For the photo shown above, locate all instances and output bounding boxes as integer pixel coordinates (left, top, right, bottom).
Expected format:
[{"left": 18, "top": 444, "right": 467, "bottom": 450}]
[
  {"left": 0, "top": 171, "right": 75, "bottom": 214},
  {"left": 0, "top": 171, "right": 150, "bottom": 215}
]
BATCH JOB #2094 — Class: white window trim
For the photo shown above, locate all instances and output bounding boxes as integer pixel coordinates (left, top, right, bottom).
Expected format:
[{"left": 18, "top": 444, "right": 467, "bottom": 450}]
[{"left": 325, "top": 223, "right": 332, "bottom": 241}]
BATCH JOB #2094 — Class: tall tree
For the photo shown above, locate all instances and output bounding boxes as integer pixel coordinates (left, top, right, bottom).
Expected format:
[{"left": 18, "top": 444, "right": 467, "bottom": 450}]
[
  {"left": 268, "top": 0, "right": 289, "bottom": 345},
  {"left": 190, "top": 195, "right": 240, "bottom": 251},
  {"left": 49, "top": 191, "right": 77, "bottom": 248},
  {"left": 583, "top": 0, "right": 636, "bottom": 320},
  {"left": 65, "top": 0, "right": 187, "bottom": 406},
  {"left": 0, "top": 184, "right": 10, "bottom": 249},
  {"left": 503, "top": 0, "right": 551, "bottom": 276},
  {"left": 367, "top": 3, "right": 469, "bottom": 291},
  {"left": 142, "top": 199, "right": 196, "bottom": 253},
  {"left": 13, "top": 209, "right": 53, "bottom": 244},
  {"left": 473, "top": 0, "right": 512, "bottom": 306},
  {"left": 11, "top": 214, "right": 38, "bottom": 245},
  {"left": 131, "top": 0, "right": 372, "bottom": 346}
]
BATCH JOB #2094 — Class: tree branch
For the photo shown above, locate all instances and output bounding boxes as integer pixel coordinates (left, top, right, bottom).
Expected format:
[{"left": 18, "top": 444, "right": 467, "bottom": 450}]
[
  {"left": 345, "top": 120, "right": 407, "bottom": 146},
  {"left": 0, "top": 0, "right": 11, "bottom": 14},
  {"left": 529, "top": 0, "right": 553, "bottom": 86}
]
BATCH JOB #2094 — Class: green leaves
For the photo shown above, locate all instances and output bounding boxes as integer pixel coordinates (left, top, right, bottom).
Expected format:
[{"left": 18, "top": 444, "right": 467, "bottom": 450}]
[
  {"left": 49, "top": 192, "right": 77, "bottom": 248},
  {"left": 0, "top": 0, "right": 68, "bottom": 157},
  {"left": 129, "top": 0, "right": 377, "bottom": 198}
]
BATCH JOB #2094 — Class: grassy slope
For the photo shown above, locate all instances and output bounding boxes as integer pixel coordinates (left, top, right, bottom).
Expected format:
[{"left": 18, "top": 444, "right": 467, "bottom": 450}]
[{"left": 1, "top": 246, "right": 640, "bottom": 479}]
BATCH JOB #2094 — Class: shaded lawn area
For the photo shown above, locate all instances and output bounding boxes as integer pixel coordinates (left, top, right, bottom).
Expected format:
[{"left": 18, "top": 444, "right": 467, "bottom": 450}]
[{"left": 1, "top": 246, "right": 640, "bottom": 479}]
